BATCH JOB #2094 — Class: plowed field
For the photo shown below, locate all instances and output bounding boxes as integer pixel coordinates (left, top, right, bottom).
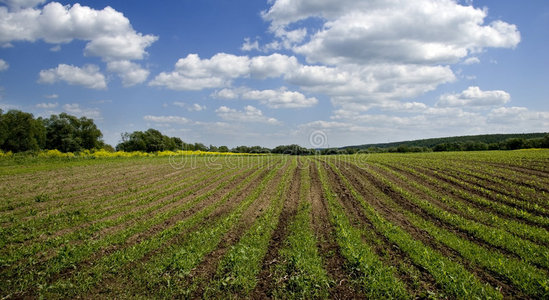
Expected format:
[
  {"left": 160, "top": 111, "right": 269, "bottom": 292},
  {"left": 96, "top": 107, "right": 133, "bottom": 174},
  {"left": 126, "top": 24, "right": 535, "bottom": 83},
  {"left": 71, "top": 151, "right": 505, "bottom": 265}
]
[{"left": 1, "top": 151, "right": 548, "bottom": 299}]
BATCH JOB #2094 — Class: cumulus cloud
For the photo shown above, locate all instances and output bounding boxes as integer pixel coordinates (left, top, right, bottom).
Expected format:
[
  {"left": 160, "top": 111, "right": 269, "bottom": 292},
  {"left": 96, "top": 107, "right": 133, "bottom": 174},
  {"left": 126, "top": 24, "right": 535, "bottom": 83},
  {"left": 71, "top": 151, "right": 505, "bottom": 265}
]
[
  {"left": 106, "top": 60, "right": 149, "bottom": 87},
  {"left": 44, "top": 94, "right": 58, "bottom": 99},
  {"left": 149, "top": 53, "right": 299, "bottom": 90},
  {"left": 36, "top": 102, "right": 58, "bottom": 109},
  {"left": 38, "top": 64, "right": 107, "bottom": 89},
  {"left": 288, "top": 63, "right": 456, "bottom": 106},
  {"left": 153, "top": 51, "right": 454, "bottom": 107},
  {"left": 241, "top": 37, "right": 259, "bottom": 51},
  {"left": 0, "top": 58, "right": 8, "bottom": 71},
  {"left": 463, "top": 56, "right": 481, "bottom": 65},
  {"left": 0, "top": 2, "right": 157, "bottom": 61},
  {"left": 487, "top": 107, "right": 549, "bottom": 126},
  {"left": 215, "top": 87, "right": 318, "bottom": 109},
  {"left": 144, "top": 115, "right": 190, "bottom": 125},
  {"left": 215, "top": 105, "right": 279, "bottom": 124},
  {"left": 264, "top": 0, "right": 519, "bottom": 66},
  {"left": 63, "top": 103, "right": 101, "bottom": 119},
  {"left": 188, "top": 103, "right": 206, "bottom": 112},
  {"left": 437, "top": 86, "right": 511, "bottom": 107},
  {"left": 251, "top": 0, "right": 521, "bottom": 113}
]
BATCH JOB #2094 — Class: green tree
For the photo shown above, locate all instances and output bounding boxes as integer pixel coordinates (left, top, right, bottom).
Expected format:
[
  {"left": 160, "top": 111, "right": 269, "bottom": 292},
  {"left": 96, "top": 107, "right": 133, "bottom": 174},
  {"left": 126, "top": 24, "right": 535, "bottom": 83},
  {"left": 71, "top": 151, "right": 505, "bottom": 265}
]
[
  {"left": 218, "top": 145, "right": 229, "bottom": 153},
  {"left": 42, "top": 113, "right": 103, "bottom": 152},
  {"left": 541, "top": 134, "right": 549, "bottom": 148},
  {"left": 116, "top": 129, "right": 183, "bottom": 152},
  {"left": 193, "top": 142, "right": 208, "bottom": 151},
  {"left": 502, "top": 138, "right": 525, "bottom": 150},
  {"left": 0, "top": 110, "right": 46, "bottom": 152},
  {"left": 0, "top": 109, "right": 6, "bottom": 147}
]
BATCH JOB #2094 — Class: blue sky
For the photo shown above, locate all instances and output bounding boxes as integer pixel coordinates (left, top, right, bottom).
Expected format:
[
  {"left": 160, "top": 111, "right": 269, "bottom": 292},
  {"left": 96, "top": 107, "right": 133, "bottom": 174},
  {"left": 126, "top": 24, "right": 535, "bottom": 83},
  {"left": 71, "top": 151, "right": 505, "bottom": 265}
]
[{"left": 0, "top": 0, "right": 548, "bottom": 148}]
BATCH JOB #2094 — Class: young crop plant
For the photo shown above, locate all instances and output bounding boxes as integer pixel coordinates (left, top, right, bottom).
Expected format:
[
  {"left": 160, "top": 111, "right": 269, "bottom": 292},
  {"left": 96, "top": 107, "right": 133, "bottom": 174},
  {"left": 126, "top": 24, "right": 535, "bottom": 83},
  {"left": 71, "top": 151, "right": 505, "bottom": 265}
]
[
  {"left": 374, "top": 163, "right": 549, "bottom": 245},
  {"left": 326, "top": 159, "right": 502, "bottom": 299},
  {"left": 272, "top": 159, "right": 331, "bottom": 299},
  {"left": 127, "top": 158, "right": 287, "bottom": 298},
  {"left": 315, "top": 160, "right": 410, "bottom": 299},
  {"left": 209, "top": 158, "right": 297, "bottom": 297},
  {"left": 28, "top": 162, "right": 274, "bottom": 298},
  {"left": 367, "top": 167, "right": 549, "bottom": 270},
  {"left": 0, "top": 164, "right": 238, "bottom": 297},
  {"left": 406, "top": 211, "right": 549, "bottom": 298}
]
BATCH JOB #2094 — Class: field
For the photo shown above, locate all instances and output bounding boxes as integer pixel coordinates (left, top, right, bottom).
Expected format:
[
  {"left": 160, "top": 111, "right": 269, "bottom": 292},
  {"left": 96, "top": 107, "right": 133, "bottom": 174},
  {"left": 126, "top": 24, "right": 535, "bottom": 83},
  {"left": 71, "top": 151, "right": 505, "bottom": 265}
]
[{"left": 1, "top": 150, "right": 549, "bottom": 299}]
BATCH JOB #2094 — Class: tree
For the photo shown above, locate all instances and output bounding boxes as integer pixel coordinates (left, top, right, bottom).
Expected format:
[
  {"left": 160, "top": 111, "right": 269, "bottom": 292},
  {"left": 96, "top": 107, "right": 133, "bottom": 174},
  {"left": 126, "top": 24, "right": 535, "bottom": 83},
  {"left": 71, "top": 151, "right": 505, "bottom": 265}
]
[
  {"left": 116, "top": 129, "right": 183, "bottom": 152},
  {"left": 541, "top": 134, "right": 549, "bottom": 148},
  {"left": 42, "top": 113, "right": 103, "bottom": 152},
  {"left": 0, "top": 109, "right": 6, "bottom": 147},
  {"left": 272, "top": 144, "right": 312, "bottom": 155},
  {"left": 502, "top": 138, "right": 525, "bottom": 150},
  {"left": 193, "top": 143, "right": 208, "bottom": 151},
  {"left": 218, "top": 146, "right": 229, "bottom": 153},
  {"left": 0, "top": 110, "right": 46, "bottom": 152}
]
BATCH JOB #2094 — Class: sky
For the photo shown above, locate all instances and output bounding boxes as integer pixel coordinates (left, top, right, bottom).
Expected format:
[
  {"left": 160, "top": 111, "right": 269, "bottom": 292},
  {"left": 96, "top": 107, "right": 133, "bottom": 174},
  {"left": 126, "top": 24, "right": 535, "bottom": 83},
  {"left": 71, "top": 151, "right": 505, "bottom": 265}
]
[{"left": 0, "top": 0, "right": 548, "bottom": 148}]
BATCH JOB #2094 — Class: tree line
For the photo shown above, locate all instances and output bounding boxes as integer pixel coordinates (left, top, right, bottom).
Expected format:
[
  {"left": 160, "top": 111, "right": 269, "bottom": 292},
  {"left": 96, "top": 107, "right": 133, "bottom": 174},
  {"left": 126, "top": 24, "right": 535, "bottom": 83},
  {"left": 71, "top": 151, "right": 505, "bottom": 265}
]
[
  {"left": 0, "top": 109, "right": 105, "bottom": 153},
  {"left": 1, "top": 108, "right": 548, "bottom": 155}
]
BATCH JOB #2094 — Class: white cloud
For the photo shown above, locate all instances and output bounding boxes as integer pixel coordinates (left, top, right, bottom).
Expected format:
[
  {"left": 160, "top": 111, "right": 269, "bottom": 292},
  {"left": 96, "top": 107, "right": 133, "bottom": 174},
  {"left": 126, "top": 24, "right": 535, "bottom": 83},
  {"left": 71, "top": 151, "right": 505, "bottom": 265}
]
[
  {"left": 215, "top": 105, "right": 280, "bottom": 124},
  {"left": 49, "top": 44, "right": 61, "bottom": 52},
  {"left": 0, "top": 2, "right": 157, "bottom": 61},
  {"left": 0, "top": 58, "right": 8, "bottom": 71},
  {"left": 106, "top": 60, "right": 149, "bottom": 87},
  {"left": 149, "top": 53, "right": 299, "bottom": 90},
  {"left": 0, "top": 102, "right": 20, "bottom": 110},
  {"left": 44, "top": 93, "right": 58, "bottom": 99},
  {"left": 38, "top": 64, "right": 107, "bottom": 90},
  {"left": 173, "top": 101, "right": 186, "bottom": 108},
  {"left": 36, "top": 102, "right": 58, "bottom": 109},
  {"left": 264, "top": 0, "right": 519, "bottom": 66},
  {"left": 63, "top": 103, "right": 101, "bottom": 119},
  {"left": 188, "top": 103, "right": 206, "bottom": 112},
  {"left": 287, "top": 63, "right": 456, "bottom": 105},
  {"left": 144, "top": 115, "right": 190, "bottom": 125},
  {"left": 212, "top": 88, "right": 240, "bottom": 99},
  {"left": 463, "top": 56, "right": 480, "bottom": 65},
  {"left": 488, "top": 107, "right": 549, "bottom": 126},
  {"left": 437, "top": 86, "right": 511, "bottom": 107},
  {"left": 251, "top": 0, "right": 521, "bottom": 114},
  {"left": 241, "top": 37, "right": 259, "bottom": 51},
  {"left": 216, "top": 87, "right": 318, "bottom": 109}
]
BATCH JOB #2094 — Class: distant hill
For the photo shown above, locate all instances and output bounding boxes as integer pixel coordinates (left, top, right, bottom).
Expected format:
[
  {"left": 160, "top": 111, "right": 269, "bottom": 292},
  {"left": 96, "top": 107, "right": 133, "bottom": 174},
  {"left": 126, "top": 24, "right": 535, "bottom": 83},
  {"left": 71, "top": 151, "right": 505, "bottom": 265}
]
[{"left": 342, "top": 133, "right": 549, "bottom": 150}]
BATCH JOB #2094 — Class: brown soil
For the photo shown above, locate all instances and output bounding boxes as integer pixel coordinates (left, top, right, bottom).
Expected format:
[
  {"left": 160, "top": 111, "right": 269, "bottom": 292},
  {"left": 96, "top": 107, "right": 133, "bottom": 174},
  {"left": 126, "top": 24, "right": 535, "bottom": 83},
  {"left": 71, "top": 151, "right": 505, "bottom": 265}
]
[
  {"left": 421, "top": 164, "right": 549, "bottom": 211},
  {"left": 308, "top": 162, "right": 362, "bottom": 299},
  {"left": 86, "top": 163, "right": 279, "bottom": 297},
  {"left": 13, "top": 166, "right": 217, "bottom": 257},
  {"left": 486, "top": 162, "right": 549, "bottom": 180},
  {"left": 250, "top": 164, "right": 302, "bottom": 298},
  {"left": 321, "top": 161, "right": 442, "bottom": 297},
  {"left": 44, "top": 166, "right": 264, "bottom": 292},
  {"left": 4, "top": 161, "right": 158, "bottom": 213},
  {"left": 415, "top": 164, "right": 549, "bottom": 219},
  {"left": 380, "top": 161, "right": 549, "bottom": 244},
  {"left": 190, "top": 161, "right": 293, "bottom": 298},
  {"left": 339, "top": 162, "right": 524, "bottom": 298}
]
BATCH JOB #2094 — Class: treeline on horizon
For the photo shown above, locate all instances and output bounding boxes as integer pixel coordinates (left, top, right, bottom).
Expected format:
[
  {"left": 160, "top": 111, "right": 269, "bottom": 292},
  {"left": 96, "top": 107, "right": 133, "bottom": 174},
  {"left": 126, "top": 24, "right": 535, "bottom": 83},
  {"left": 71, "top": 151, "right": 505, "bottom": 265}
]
[{"left": 1, "top": 109, "right": 548, "bottom": 155}]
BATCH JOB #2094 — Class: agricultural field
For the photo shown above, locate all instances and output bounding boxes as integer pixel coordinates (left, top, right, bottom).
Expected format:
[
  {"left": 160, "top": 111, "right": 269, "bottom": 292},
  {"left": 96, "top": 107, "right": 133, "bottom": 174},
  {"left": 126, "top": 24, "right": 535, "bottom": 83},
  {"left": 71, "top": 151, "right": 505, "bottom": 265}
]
[{"left": 1, "top": 150, "right": 549, "bottom": 299}]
